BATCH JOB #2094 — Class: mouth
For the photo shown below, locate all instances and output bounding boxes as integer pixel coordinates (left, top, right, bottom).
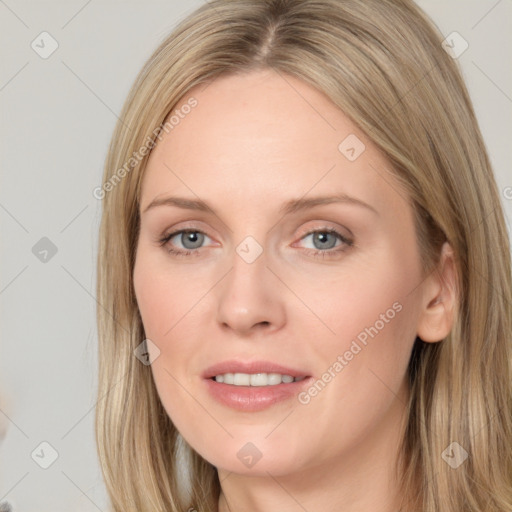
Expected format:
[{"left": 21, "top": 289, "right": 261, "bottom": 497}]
[
  {"left": 202, "top": 360, "right": 313, "bottom": 411},
  {"left": 202, "top": 359, "right": 311, "bottom": 384},
  {"left": 210, "top": 372, "right": 308, "bottom": 386}
]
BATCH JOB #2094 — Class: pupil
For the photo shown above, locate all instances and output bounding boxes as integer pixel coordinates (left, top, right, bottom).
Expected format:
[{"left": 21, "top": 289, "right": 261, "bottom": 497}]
[
  {"left": 183, "top": 232, "right": 203, "bottom": 249},
  {"left": 315, "top": 232, "right": 335, "bottom": 249}
]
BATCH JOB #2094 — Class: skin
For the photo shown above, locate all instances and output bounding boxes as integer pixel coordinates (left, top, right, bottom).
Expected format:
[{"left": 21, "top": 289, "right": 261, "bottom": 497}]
[{"left": 133, "top": 68, "right": 456, "bottom": 512}]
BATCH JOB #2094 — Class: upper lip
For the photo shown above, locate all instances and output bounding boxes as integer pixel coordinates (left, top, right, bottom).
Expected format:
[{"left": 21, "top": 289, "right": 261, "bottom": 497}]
[{"left": 202, "top": 360, "right": 310, "bottom": 379}]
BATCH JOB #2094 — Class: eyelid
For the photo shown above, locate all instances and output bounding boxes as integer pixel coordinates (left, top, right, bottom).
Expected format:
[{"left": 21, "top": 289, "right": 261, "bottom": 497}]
[
  {"left": 158, "top": 227, "right": 215, "bottom": 246},
  {"left": 295, "top": 222, "right": 352, "bottom": 240},
  {"left": 156, "top": 218, "right": 215, "bottom": 241}
]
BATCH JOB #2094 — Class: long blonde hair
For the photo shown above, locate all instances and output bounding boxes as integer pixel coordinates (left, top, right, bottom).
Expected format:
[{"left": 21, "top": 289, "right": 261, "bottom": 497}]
[{"left": 95, "top": 1, "right": 512, "bottom": 510}]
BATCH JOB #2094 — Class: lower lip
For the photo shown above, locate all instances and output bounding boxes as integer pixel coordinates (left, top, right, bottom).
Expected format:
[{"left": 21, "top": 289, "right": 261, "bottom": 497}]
[{"left": 204, "top": 377, "right": 313, "bottom": 412}]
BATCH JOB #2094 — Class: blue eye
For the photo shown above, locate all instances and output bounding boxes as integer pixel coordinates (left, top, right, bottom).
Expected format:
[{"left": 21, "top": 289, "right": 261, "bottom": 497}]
[
  {"left": 158, "top": 227, "right": 353, "bottom": 259},
  {"left": 301, "top": 230, "right": 343, "bottom": 250},
  {"left": 297, "top": 228, "right": 353, "bottom": 259},
  {"left": 158, "top": 229, "right": 212, "bottom": 257}
]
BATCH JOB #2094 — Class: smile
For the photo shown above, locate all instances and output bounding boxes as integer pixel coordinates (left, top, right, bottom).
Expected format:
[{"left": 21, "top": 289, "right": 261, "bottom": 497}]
[{"left": 213, "top": 372, "right": 307, "bottom": 386}]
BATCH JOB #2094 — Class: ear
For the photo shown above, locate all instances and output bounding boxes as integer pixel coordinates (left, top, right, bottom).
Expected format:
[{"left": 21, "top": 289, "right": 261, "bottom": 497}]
[{"left": 416, "top": 241, "right": 458, "bottom": 343}]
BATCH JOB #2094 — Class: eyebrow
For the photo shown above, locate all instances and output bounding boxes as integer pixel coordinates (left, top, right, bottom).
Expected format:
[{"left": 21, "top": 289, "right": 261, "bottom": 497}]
[{"left": 142, "top": 193, "right": 379, "bottom": 216}]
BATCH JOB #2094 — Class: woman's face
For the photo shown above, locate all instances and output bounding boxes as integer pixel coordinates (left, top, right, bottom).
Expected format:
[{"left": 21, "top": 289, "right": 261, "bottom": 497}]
[{"left": 133, "top": 69, "right": 431, "bottom": 476}]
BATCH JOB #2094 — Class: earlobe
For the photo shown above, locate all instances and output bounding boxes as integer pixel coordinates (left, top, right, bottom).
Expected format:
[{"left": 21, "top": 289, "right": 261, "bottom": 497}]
[{"left": 416, "top": 242, "right": 458, "bottom": 343}]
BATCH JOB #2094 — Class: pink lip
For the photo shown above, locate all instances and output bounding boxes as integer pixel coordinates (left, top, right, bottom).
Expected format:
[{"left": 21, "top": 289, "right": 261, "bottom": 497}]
[
  {"left": 202, "top": 359, "right": 313, "bottom": 412},
  {"left": 204, "top": 378, "right": 313, "bottom": 412}
]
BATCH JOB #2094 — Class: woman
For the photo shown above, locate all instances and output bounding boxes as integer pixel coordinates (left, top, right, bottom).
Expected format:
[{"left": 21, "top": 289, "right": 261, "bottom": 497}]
[{"left": 95, "top": 0, "right": 512, "bottom": 510}]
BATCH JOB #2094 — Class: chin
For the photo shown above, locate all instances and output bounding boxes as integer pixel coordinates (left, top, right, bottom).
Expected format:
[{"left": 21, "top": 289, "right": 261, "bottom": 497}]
[{"left": 199, "top": 440, "right": 306, "bottom": 477}]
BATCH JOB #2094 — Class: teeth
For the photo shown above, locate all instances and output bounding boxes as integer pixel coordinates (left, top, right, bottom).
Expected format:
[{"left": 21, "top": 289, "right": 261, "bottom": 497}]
[{"left": 213, "top": 372, "right": 306, "bottom": 386}]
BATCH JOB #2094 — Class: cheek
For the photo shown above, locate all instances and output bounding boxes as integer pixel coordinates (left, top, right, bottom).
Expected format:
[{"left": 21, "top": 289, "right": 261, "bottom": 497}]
[
  {"left": 288, "top": 268, "right": 417, "bottom": 458},
  {"left": 317, "top": 249, "right": 419, "bottom": 384},
  {"left": 133, "top": 249, "right": 206, "bottom": 386},
  {"left": 133, "top": 254, "right": 197, "bottom": 421},
  {"left": 133, "top": 249, "right": 194, "bottom": 339},
  {"left": 133, "top": 264, "right": 168, "bottom": 339}
]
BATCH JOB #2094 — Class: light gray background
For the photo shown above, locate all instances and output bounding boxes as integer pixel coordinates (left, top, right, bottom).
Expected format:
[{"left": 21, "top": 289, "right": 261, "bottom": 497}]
[{"left": 0, "top": 1, "right": 511, "bottom": 510}]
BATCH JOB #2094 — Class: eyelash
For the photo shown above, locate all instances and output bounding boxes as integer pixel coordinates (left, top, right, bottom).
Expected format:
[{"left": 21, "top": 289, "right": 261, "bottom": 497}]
[{"left": 157, "top": 227, "right": 353, "bottom": 259}]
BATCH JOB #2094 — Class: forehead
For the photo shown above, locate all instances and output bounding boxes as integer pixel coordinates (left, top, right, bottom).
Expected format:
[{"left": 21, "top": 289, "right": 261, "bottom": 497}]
[{"left": 140, "top": 69, "right": 409, "bottom": 219}]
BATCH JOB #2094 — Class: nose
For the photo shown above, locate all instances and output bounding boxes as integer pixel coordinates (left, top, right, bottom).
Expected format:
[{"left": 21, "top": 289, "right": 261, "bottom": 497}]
[{"left": 215, "top": 244, "right": 286, "bottom": 336}]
